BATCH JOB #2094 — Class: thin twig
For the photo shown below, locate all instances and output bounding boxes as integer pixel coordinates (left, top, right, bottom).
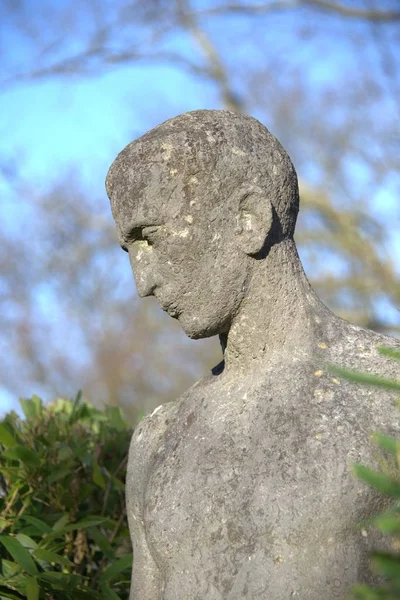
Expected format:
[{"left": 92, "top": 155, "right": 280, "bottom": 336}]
[{"left": 195, "top": 0, "right": 400, "bottom": 21}]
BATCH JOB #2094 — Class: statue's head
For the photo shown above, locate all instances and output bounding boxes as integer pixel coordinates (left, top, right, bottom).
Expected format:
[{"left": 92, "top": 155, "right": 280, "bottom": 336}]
[{"left": 106, "top": 110, "right": 299, "bottom": 339}]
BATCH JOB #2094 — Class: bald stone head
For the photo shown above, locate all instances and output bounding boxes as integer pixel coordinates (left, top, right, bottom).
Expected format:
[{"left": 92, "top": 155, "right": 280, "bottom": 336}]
[{"left": 106, "top": 110, "right": 300, "bottom": 339}]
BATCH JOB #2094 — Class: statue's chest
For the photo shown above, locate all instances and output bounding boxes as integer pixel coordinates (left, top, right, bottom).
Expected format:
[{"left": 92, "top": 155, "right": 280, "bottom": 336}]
[{"left": 143, "top": 376, "right": 373, "bottom": 566}]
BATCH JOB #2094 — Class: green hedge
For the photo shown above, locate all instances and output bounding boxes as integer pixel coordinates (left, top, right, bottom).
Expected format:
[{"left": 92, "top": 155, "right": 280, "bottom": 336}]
[{"left": 0, "top": 393, "right": 133, "bottom": 600}]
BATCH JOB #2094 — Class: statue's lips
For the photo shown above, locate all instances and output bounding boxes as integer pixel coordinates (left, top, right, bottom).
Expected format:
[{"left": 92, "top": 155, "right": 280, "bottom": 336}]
[{"left": 154, "top": 295, "right": 180, "bottom": 318}]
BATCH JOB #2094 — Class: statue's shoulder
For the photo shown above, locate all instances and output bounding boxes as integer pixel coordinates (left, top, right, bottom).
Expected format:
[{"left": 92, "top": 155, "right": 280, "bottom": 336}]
[
  {"left": 130, "top": 401, "right": 180, "bottom": 463},
  {"left": 126, "top": 401, "right": 182, "bottom": 508},
  {"left": 310, "top": 318, "right": 400, "bottom": 436},
  {"left": 129, "top": 370, "right": 217, "bottom": 463},
  {"left": 324, "top": 315, "right": 400, "bottom": 380}
]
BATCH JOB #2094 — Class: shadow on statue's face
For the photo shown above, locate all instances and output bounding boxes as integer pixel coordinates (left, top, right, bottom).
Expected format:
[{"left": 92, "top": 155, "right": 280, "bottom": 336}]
[{"left": 111, "top": 173, "right": 250, "bottom": 340}]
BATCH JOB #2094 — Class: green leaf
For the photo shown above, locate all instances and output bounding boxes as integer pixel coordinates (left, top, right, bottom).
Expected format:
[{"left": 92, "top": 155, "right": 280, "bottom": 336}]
[
  {"left": 57, "top": 445, "right": 74, "bottom": 461},
  {"left": 371, "top": 432, "right": 400, "bottom": 457},
  {"left": 33, "top": 547, "right": 73, "bottom": 566},
  {"left": 99, "top": 553, "right": 133, "bottom": 583},
  {"left": 372, "top": 507, "right": 400, "bottom": 534},
  {"left": 22, "top": 516, "right": 52, "bottom": 535},
  {"left": 73, "top": 403, "right": 101, "bottom": 425},
  {"left": 0, "top": 576, "right": 27, "bottom": 591},
  {"left": 105, "top": 407, "right": 127, "bottom": 432},
  {"left": 44, "top": 517, "right": 111, "bottom": 545},
  {"left": 100, "top": 584, "right": 122, "bottom": 600},
  {"left": 69, "top": 391, "right": 83, "bottom": 424},
  {"left": 371, "top": 551, "right": 400, "bottom": 579},
  {"left": 110, "top": 476, "right": 125, "bottom": 491},
  {"left": 89, "top": 527, "right": 114, "bottom": 560},
  {"left": 0, "top": 425, "right": 16, "bottom": 448},
  {"left": 3, "top": 446, "right": 40, "bottom": 467},
  {"left": 15, "top": 534, "right": 37, "bottom": 552},
  {"left": 52, "top": 514, "right": 69, "bottom": 532},
  {"left": 328, "top": 365, "right": 400, "bottom": 391},
  {"left": 347, "top": 583, "right": 383, "bottom": 599},
  {"left": 25, "top": 576, "right": 39, "bottom": 600},
  {"left": 31, "top": 396, "right": 43, "bottom": 417},
  {"left": 136, "top": 409, "right": 145, "bottom": 424},
  {"left": 64, "top": 517, "right": 111, "bottom": 533},
  {"left": 37, "top": 571, "right": 71, "bottom": 581},
  {"left": 19, "top": 398, "right": 39, "bottom": 420},
  {"left": 0, "top": 558, "right": 20, "bottom": 578},
  {"left": 378, "top": 346, "right": 400, "bottom": 361},
  {"left": 37, "top": 571, "right": 81, "bottom": 590},
  {"left": 352, "top": 464, "right": 400, "bottom": 497},
  {"left": 0, "top": 536, "right": 38, "bottom": 576},
  {"left": 47, "top": 467, "right": 73, "bottom": 483},
  {"left": 0, "top": 592, "right": 25, "bottom": 600},
  {"left": 92, "top": 460, "right": 106, "bottom": 490}
]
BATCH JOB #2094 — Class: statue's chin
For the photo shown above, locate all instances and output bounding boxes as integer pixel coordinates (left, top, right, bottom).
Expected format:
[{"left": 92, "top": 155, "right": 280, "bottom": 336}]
[{"left": 177, "top": 313, "right": 225, "bottom": 341}]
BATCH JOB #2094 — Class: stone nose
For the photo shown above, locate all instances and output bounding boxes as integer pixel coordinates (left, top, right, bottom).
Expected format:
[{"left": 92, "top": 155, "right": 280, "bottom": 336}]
[{"left": 128, "top": 244, "right": 156, "bottom": 298}]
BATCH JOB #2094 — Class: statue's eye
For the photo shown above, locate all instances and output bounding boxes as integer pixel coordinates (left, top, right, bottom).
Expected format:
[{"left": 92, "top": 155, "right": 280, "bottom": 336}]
[
  {"left": 122, "top": 226, "right": 161, "bottom": 250},
  {"left": 125, "top": 227, "right": 143, "bottom": 243}
]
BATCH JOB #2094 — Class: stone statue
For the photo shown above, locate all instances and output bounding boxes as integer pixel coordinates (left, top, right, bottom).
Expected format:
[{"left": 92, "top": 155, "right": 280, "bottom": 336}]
[{"left": 106, "top": 110, "right": 400, "bottom": 599}]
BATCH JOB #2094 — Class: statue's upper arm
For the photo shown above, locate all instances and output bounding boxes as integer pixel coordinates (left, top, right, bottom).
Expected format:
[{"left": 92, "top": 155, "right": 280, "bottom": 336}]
[
  {"left": 126, "top": 426, "right": 160, "bottom": 598},
  {"left": 126, "top": 403, "right": 178, "bottom": 599}
]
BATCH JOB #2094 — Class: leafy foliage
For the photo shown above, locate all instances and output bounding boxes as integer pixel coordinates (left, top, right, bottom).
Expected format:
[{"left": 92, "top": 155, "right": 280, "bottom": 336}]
[
  {"left": 332, "top": 347, "right": 400, "bottom": 600},
  {"left": 0, "top": 393, "right": 133, "bottom": 600}
]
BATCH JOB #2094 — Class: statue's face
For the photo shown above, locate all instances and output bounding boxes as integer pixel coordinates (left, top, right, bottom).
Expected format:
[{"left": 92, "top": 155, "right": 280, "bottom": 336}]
[{"left": 108, "top": 165, "right": 249, "bottom": 339}]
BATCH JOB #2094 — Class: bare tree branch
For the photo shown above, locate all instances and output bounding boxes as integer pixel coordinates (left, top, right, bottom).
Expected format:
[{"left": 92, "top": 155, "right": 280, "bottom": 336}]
[
  {"left": 1, "top": 50, "right": 211, "bottom": 88},
  {"left": 195, "top": 1, "right": 400, "bottom": 21},
  {"left": 304, "top": 0, "right": 400, "bottom": 21},
  {"left": 176, "top": 0, "right": 244, "bottom": 111},
  {"left": 3, "top": 1, "right": 399, "bottom": 91}
]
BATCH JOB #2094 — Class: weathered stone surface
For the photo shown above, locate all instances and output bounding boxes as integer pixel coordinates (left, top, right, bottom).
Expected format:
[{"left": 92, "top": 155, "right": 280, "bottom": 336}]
[{"left": 106, "top": 110, "right": 400, "bottom": 599}]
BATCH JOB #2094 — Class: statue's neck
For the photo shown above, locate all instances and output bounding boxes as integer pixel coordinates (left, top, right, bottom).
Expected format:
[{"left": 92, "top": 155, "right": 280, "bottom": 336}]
[{"left": 221, "top": 239, "right": 331, "bottom": 373}]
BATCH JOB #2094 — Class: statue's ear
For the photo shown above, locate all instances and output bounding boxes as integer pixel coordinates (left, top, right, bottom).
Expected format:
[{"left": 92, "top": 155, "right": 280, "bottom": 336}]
[{"left": 236, "top": 187, "right": 273, "bottom": 256}]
